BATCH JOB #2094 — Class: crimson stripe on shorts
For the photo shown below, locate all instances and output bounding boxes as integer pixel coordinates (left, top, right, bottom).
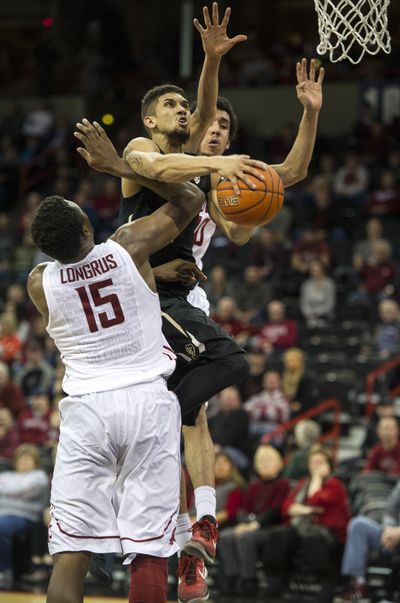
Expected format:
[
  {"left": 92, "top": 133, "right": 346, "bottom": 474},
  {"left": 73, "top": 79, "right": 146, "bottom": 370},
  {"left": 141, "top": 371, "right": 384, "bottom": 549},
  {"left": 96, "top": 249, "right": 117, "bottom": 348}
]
[
  {"left": 121, "top": 514, "right": 175, "bottom": 543},
  {"left": 54, "top": 518, "right": 120, "bottom": 540},
  {"left": 54, "top": 513, "right": 175, "bottom": 544}
]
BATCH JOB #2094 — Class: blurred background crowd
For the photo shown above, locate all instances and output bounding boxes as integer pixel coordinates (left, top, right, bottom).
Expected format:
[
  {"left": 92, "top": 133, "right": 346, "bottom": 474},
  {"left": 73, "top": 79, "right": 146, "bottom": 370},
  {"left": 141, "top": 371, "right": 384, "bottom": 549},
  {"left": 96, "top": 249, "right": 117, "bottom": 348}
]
[{"left": 0, "top": 0, "right": 400, "bottom": 601}]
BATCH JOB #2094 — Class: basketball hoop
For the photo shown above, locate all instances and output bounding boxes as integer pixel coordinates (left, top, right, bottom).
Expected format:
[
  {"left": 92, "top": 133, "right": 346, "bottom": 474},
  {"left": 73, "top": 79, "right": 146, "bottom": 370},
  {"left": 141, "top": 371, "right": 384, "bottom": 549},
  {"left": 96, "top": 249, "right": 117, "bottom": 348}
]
[{"left": 314, "top": 0, "right": 391, "bottom": 64}]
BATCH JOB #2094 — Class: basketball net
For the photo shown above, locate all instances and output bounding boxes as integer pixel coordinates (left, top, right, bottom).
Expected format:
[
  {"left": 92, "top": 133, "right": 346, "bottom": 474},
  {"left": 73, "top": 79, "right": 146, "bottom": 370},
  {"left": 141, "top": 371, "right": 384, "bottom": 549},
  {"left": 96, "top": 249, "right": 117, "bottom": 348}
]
[{"left": 314, "top": 0, "right": 391, "bottom": 64}]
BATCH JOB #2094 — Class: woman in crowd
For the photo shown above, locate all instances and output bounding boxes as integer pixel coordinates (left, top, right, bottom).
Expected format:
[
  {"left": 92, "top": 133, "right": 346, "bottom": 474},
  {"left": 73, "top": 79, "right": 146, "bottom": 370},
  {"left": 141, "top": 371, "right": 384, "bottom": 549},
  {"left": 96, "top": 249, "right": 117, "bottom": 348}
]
[
  {"left": 262, "top": 445, "right": 350, "bottom": 603},
  {"left": 300, "top": 260, "right": 336, "bottom": 327},
  {"left": 0, "top": 443, "right": 49, "bottom": 588},
  {"left": 218, "top": 445, "right": 290, "bottom": 595},
  {"left": 281, "top": 347, "right": 314, "bottom": 415}
]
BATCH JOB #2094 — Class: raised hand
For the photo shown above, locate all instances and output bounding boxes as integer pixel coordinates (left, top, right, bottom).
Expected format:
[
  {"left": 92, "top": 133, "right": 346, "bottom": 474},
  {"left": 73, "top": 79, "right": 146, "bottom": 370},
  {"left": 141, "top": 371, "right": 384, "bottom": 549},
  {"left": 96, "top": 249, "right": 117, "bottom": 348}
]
[
  {"left": 74, "top": 119, "right": 121, "bottom": 174},
  {"left": 215, "top": 155, "right": 267, "bottom": 195},
  {"left": 296, "top": 58, "right": 324, "bottom": 113},
  {"left": 194, "top": 2, "right": 247, "bottom": 58}
]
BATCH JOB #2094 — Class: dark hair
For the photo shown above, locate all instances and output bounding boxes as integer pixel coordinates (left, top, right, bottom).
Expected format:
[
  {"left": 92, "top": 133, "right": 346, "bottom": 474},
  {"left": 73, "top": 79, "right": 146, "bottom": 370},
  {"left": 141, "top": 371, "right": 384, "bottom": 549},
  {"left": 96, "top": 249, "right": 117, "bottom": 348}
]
[
  {"left": 141, "top": 84, "right": 186, "bottom": 120},
  {"left": 308, "top": 444, "right": 335, "bottom": 471},
  {"left": 30, "top": 195, "right": 84, "bottom": 262},
  {"left": 190, "top": 96, "right": 239, "bottom": 142}
]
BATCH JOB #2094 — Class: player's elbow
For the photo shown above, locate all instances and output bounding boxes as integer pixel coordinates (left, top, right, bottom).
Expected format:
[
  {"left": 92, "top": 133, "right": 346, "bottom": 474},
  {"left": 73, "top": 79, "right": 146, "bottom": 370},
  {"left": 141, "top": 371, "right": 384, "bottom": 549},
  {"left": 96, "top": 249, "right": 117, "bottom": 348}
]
[{"left": 282, "top": 165, "right": 308, "bottom": 188}]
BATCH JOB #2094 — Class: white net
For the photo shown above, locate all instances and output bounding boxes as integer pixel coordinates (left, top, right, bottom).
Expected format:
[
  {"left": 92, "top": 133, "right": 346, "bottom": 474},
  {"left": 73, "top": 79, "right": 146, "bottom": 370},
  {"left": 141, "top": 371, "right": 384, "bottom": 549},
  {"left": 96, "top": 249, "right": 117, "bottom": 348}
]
[{"left": 314, "top": 0, "right": 391, "bottom": 64}]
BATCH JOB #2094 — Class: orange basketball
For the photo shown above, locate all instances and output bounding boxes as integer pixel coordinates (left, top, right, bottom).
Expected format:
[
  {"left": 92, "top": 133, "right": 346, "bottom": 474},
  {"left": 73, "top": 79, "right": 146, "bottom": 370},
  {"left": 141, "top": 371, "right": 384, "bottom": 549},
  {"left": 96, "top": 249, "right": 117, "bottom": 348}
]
[{"left": 216, "top": 166, "right": 284, "bottom": 227}]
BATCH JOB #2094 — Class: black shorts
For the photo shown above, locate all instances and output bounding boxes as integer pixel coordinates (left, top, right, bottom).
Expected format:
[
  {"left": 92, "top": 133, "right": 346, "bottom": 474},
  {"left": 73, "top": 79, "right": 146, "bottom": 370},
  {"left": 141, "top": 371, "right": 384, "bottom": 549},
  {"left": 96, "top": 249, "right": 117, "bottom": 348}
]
[{"left": 161, "top": 295, "right": 244, "bottom": 425}]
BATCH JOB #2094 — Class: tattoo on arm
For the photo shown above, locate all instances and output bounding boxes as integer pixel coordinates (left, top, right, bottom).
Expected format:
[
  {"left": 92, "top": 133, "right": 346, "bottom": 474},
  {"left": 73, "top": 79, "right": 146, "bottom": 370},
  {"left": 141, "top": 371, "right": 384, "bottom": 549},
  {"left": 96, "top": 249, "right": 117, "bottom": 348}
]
[{"left": 127, "top": 153, "right": 148, "bottom": 176}]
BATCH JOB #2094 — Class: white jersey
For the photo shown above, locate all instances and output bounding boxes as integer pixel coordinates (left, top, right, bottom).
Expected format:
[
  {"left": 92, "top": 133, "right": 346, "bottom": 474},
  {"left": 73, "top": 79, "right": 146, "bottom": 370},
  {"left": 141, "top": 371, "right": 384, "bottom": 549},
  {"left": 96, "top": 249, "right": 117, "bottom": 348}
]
[
  {"left": 192, "top": 202, "right": 216, "bottom": 271},
  {"left": 42, "top": 239, "right": 175, "bottom": 395},
  {"left": 188, "top": 202, "right": 216, "bottom": 316}
]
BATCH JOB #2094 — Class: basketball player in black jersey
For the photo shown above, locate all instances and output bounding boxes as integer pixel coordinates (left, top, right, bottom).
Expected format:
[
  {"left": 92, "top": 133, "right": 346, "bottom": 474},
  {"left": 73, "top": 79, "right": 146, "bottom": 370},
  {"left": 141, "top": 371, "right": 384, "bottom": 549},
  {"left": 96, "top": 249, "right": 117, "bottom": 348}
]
[{"left": 75, "top": 5, "right": 266, "bottom": 602}]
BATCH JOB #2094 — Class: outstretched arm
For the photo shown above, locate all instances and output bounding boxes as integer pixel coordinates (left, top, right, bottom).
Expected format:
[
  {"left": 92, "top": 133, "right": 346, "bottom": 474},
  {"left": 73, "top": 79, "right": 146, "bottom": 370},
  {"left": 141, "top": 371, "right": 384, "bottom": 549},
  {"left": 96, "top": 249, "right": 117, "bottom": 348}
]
[
  {"left": 272, "top": 58, "right": 324, "bottom": 187},
  {"left": 185, "top": 2, "right": 247, "bottom": 153},
  {"left": 75, "top": 120, "right": 267, "bottom": 196}
]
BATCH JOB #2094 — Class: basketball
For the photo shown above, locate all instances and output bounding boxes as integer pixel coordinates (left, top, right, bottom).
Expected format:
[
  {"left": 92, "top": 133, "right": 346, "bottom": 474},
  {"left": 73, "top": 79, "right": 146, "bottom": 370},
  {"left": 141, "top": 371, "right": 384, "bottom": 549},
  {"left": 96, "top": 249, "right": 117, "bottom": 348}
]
[{"left": 216, "top": 166, "right": 284, "bottom": 227}]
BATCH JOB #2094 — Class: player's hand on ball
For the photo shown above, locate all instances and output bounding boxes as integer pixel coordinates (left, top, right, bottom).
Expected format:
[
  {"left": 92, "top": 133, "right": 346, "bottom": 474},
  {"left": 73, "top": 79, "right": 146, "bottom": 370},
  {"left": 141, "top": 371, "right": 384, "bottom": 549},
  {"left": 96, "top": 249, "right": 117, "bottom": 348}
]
[
  {"left": 74, "top": 119, "right": 120, "bottom": 173},
  {"left": 194, "top": 2, "right": 247, "bottom": 58},
  {"left": 216, "top": 155, "right": 267, "bottom": 195},
  {"left": 296, "top": 58, "right": 324, "bottom": 113},
  {"left": 153, "top": 260, "right": 207, "bottom": 284}
]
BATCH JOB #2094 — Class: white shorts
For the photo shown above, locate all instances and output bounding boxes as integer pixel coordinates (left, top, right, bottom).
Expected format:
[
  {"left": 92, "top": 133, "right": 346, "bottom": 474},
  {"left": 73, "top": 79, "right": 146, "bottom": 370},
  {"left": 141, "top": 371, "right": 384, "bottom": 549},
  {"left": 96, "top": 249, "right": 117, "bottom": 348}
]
[
  {"left": 187, "top": 285, "right": 210, "bottom": 316},
  {"left": 49, "top": 378, "right": 181, "bottom": 559}
]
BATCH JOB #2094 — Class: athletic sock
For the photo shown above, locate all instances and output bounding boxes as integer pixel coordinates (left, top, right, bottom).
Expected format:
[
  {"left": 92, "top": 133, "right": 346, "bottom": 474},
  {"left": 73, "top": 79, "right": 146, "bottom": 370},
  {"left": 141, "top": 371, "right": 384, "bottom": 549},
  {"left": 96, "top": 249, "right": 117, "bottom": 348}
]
[
  {"left": 175, "top": 513, "right": 192, "bottom": 551},
  {"left": 194, "top": 486, "right": 216, "bottom": 521},
  {"left": 129, "top": 555, "right": 167, "bottom": 603}
]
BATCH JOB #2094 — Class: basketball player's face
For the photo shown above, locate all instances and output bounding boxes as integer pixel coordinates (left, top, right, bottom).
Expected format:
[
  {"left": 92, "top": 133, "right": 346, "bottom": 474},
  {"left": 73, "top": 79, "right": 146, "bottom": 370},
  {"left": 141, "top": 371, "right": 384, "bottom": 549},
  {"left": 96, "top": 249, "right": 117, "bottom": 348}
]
[
  {"left": 199, "top": 110, "right": 231, "bottom": 156},
  {"left": 153, "top": 93, "right": 191, "bottom": 144}
]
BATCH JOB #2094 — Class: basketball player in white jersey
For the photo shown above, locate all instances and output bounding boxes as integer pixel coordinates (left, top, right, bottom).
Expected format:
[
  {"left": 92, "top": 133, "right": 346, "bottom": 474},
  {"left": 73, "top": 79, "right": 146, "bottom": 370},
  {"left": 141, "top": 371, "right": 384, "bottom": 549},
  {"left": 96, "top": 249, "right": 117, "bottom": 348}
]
[
  {"left": 27, "top": 180, "right": 204, "bottom": 603},
  {"left": 74, "top": 56, "right": 324, "bottom": 602}
]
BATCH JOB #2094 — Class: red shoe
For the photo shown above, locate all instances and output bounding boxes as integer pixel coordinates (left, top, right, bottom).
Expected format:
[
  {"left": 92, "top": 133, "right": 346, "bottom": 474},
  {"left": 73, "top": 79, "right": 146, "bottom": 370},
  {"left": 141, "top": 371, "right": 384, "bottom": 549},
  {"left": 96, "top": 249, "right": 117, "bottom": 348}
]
[
  {"left": 177, "top": 554, "right": 208, "bottom": 603},
  {"left": 183, "top": 519, "right": 219, "bottom": 564},
  {"left": 334, "top": 579, "right": 370, "bottom": 602}
]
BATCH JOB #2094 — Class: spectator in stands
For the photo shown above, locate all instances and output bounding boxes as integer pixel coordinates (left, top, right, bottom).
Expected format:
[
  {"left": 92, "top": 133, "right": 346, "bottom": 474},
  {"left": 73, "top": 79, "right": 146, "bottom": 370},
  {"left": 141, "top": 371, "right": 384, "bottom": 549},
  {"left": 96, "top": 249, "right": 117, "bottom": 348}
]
[
  {"left": 366, "top": 169, "right": 400, "bottom": 216},
  {"left": 281, "top": 347, "right": 314, "bottom": 414},
  {"left": 255, "top": 300, "right": 298, "bottom": 356},
  {"left": 352, "top": 217, "right": 385, "bottom": 271},
  {"left": 17, "top": 393, "right": 52, "bottom": 448},
  {"left": 237, "top": 349, "right": 267, "bottom": 401},
  {"left": 212, "top": 451, "right": 246, "bottom": 528},
  {"left": 333, "top": 153, "right": 369, "bottom": 204},
  {"left": 212, "top": 297, "right": 251, "bottom": 343},
  {"left": 356, "top": 239, "right": 396, "bottom": 302},
  {"left": 0, "top": 362, "right": 25, "bottom": 418},
  {"left": 365, "top": 416, "right": 400, "bottom": 477},
  {"left": 250, "top": 227, "right": 288, "bottom": 285},
  {"left": 307, "top": 181, "right": 341, "bottom": 241},
  {"left": 375, "top": 299, "right": 400, "bottom": 358},
  {"left": 218, "top": 445, "right": 290, "bottom": 595},
  {"left": 317, "top": 153, "right": 336, "bottom": 189},
  {"left": 263, "top": 445, "right": 351, "bottom": 602},
  {"left": 4, "top": 283, "right": 30, "bottom": 328},
  {"left": 0, "top": 443, "right": 48, "bottom": 589},
  {"left": 362, "top": 400, "right": 396, "bottom": 456},
  {"left": 234, "top": 265, "right": 274, "bottom": 324},
  {"left": 283, "top": 419, "right": 322, "bottom": 480},
  {"left": 15, "top": 340, "right": 54, "bottom": 397},
  {"left": 209, "top": 386, "right": 250, "bottom": 469},
  {"left": 203, "top": 265, "right": 234, "bottom": 313},
  {"left": 0, "top": 312, "right": 22, "bottom": 364},
  {"left": 336, "top": 481, "right": 400, "bottom": 603},
  {"left": 289, "top": 225, "right": 331, "bottom": 292},
  {"left": 300, "top": 260, "right": 336, "bottom": 327},
  {"left": 244, "top": 371, "right": 290, "bottom": 444},
  {"left": 0, "top": 408, "right": 20, "bottom": 462}
]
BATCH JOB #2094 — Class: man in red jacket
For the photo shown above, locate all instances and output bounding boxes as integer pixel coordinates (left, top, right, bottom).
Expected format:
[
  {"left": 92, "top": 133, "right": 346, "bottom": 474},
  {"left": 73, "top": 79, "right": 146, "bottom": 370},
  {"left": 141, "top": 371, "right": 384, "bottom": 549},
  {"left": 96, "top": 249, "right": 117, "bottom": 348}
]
[
  {"left": 365, "top": 416, "right": 400, "bottom": 477},
  {"left": 256, "top": 300, "right": 298, "bottom": 356}
]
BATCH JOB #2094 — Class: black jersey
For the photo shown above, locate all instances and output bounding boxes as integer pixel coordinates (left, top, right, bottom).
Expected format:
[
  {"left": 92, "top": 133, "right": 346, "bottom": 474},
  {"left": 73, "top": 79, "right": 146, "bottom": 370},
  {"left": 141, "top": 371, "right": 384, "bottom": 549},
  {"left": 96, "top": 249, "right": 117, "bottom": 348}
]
[{"left": 119, "top": 172, "right": 211, "bottom": 299}]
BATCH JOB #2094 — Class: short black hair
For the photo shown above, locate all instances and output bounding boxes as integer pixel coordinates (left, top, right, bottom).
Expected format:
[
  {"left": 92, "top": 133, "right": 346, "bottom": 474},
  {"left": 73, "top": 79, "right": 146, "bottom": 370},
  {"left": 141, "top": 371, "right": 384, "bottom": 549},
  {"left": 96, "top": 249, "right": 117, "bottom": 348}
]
[
  {"left": 30, "top": 195, "right": 84, "bottom": 263},
  {"left": 141, "top": 84, "right": 186, "bottom": 120},
  {"left": 190, "top": 96, "right": 239, "bottom": 142}
]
